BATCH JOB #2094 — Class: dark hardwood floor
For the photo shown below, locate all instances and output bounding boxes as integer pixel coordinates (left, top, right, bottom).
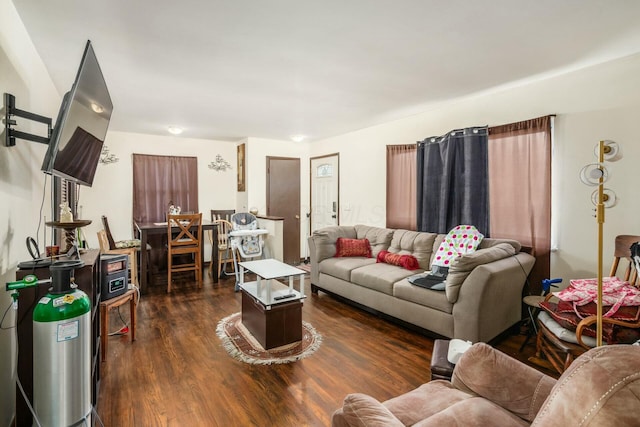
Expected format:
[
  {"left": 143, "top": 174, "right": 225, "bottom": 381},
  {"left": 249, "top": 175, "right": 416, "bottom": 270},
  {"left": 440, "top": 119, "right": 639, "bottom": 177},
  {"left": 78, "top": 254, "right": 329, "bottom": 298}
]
[{"left": 97, "top": 268, "right": 552, "bottom": 426}]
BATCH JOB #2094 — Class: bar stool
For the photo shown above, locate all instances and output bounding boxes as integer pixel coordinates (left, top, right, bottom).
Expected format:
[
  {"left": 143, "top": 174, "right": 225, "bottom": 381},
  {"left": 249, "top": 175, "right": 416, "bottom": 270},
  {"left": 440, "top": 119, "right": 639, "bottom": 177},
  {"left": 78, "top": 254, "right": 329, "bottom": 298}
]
[{"left": 100, "top": 288, "right": 137, "bottom": 362}]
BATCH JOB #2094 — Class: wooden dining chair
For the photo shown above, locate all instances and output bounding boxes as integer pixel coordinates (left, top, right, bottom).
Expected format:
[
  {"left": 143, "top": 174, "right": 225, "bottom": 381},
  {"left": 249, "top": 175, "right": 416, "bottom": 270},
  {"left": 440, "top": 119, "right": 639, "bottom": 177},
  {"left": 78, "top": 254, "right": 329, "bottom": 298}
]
[
  {"left": 167, "top": 213, "right": 203, "bottom": 293},
  {"left": 102, "top": 215, "right": 152, "bottom": 284},
  {"left": 209, "top": 209, "right": 237, "bottom": 278},
  {"left": 610, "top": 235, "right": 640, "bottom": 285},
  {"left": 212, "top": 219, "right": 241, "bottom": 279},
  {"left": 102, "top": 215, "right": 142, "bottom": 250},
  {"left": 97, "top": 230, "right": 138, "bottom": 286}
]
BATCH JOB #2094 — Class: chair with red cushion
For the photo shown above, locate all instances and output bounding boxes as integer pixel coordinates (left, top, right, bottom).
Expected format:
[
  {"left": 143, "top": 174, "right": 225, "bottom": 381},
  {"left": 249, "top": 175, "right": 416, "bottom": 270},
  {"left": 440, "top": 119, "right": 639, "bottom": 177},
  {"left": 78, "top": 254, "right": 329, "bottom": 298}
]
[{"left": 534, "top": 234, "right": 640, "bottom": 374}]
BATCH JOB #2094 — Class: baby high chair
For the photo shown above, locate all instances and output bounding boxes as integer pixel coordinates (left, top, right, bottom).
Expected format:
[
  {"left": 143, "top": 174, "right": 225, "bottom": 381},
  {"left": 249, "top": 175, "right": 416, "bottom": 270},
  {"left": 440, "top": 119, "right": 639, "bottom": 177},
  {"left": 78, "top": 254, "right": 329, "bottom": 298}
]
[{"left": 229, "top": 212, "right": 268, "bottom": 290}]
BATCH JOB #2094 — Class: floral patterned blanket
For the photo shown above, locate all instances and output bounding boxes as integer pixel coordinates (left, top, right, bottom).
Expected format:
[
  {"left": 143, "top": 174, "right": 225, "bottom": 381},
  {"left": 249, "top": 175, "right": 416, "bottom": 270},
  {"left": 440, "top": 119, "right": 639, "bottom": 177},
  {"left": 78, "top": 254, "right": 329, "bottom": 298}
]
[{"left": 553, "top": 277, "right": 640, "bottom": 318}]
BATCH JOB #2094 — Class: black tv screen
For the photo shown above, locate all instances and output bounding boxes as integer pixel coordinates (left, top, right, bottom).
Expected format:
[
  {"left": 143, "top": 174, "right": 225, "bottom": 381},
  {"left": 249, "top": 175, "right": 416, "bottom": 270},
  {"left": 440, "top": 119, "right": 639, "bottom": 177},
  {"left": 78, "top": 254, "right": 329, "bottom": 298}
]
[{"left": 41, "top": 40, "right": 113, "bottom": 187}]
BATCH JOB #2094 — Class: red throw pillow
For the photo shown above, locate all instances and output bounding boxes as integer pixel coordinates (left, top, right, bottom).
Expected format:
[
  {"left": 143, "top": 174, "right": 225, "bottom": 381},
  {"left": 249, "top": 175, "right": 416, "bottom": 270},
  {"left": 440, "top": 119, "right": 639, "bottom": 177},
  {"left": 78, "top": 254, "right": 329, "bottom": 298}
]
[
  {"left": 376, "top": 250, "right": 420, "bottom": 270},
  {"left": 335, "top": 238, "right": 372, "bottom": 258}
]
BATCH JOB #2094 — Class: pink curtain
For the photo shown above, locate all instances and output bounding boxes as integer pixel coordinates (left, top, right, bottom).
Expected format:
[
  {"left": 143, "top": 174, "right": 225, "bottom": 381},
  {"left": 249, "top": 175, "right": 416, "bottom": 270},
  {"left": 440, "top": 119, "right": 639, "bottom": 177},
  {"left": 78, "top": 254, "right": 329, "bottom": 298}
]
[
  {"left": 488, "top": 116, "right": 552, "bottom": 295},
  {"left": 386, "top": 144, "right": 417, "bottom": 230}
]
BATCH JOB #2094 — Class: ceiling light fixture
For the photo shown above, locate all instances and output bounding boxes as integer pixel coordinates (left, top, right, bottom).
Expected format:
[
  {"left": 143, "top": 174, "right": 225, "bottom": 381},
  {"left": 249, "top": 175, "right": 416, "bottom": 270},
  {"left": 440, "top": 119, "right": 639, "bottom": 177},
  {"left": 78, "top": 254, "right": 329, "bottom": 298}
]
[
  {"left": 290, "top": 134, "right": 306, "bottom": 143},
  {"left": 167, "top": 126, "right": 183, "bottom": 135}
]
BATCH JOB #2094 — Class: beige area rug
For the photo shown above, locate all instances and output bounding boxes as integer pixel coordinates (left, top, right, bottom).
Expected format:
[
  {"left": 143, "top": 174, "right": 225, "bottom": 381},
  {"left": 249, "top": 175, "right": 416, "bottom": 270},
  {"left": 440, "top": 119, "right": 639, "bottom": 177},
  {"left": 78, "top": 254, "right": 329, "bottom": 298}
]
[{"left": 216, "top": 312, "right": 322, "bottom": 365}]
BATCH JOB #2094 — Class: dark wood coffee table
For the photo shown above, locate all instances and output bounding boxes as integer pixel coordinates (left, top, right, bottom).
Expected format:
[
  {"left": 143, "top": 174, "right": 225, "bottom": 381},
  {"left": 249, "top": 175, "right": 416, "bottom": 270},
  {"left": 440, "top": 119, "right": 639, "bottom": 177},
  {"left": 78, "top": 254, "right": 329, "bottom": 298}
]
[{"left": 238, "top": 259, "right": 306, "bottom": 349}]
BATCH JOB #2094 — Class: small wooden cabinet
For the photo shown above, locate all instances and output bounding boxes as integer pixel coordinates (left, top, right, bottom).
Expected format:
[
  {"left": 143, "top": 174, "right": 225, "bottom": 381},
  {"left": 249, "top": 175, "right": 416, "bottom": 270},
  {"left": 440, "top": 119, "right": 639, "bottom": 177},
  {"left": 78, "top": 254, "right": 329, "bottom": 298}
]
[
  {"left": 241, "top": 289, "right": 302, "bottom": 349},
  {"left": 14, "top": 250, "right": 101, "bottom": 427}
]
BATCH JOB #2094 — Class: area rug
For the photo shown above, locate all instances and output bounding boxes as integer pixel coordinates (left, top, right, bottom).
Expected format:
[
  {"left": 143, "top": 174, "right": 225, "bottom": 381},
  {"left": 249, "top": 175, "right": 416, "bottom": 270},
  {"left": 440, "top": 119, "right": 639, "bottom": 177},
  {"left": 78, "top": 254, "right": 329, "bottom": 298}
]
[{"left": 216, "top": 312, "right": 322, "bottom": 365}]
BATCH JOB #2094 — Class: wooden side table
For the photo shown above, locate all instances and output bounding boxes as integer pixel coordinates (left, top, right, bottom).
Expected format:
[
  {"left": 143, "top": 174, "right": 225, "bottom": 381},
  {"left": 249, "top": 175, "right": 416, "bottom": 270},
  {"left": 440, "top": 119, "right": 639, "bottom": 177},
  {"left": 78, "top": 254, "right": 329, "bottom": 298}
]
[{"left": 100, "top": 288, "right": 137, "bottom": 362}]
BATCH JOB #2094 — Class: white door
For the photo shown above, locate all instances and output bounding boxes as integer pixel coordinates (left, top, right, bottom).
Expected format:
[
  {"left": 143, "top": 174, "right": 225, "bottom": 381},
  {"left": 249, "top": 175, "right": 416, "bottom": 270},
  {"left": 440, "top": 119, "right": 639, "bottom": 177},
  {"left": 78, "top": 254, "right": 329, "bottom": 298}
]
[{"left": 311, "top": 154, "right": 339, "bottom": 233}]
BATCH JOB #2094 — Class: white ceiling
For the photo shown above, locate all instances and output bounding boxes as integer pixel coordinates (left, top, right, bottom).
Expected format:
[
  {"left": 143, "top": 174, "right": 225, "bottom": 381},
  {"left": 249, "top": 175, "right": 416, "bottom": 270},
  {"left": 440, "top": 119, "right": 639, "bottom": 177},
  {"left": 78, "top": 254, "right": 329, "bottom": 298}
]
[{"left": 12, "top": 0, "right": 640, "bottom": 142}]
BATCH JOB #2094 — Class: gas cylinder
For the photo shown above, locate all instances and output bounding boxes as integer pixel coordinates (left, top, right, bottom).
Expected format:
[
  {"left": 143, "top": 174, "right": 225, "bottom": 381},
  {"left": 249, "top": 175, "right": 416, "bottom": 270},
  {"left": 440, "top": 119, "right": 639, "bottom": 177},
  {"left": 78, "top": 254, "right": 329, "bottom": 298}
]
[{"left": 32, "top": 259, "right": 92, "bottom": 427}]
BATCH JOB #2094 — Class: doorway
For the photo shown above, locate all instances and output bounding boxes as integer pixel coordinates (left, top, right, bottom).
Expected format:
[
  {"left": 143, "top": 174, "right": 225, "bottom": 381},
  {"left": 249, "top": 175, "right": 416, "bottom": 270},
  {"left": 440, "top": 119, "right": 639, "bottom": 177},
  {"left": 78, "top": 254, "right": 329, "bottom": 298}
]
[
  {"left": 310, "top": 154, "right": 339, "bottom": 233},
  {"left": 266, "top": 156, "right": 301, "bottom": 265}
]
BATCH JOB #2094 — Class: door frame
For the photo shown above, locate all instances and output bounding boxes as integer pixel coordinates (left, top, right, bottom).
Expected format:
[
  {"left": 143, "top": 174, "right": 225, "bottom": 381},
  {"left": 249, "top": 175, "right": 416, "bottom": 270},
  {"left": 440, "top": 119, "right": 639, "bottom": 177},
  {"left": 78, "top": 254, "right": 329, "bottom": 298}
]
[
  {"left": 309, "top": 153, "right": 340, "bottom": 235},
  {"left": 266, "top": 156, "right": 301, "bottom": 264}
]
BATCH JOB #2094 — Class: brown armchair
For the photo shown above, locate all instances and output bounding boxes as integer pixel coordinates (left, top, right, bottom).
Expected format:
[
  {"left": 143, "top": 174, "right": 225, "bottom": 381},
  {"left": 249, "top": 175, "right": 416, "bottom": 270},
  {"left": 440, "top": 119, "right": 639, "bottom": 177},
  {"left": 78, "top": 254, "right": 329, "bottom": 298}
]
[{"left": 332, "top": 343, "right": 640, "bottom": 427}]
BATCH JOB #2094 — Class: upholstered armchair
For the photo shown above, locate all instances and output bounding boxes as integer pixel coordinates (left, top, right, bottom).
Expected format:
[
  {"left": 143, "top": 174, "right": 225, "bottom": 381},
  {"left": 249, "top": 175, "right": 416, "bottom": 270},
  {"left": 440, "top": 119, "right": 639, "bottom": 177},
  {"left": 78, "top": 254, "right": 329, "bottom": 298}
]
[{"left": 332, "top": 342, "right": 640, "bottom": 426}]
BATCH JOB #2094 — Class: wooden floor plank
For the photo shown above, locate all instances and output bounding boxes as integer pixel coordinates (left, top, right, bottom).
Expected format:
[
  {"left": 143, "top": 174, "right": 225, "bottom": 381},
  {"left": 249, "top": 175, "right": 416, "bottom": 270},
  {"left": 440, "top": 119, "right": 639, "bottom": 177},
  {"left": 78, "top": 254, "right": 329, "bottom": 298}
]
[{"left": 97, "top": 269, "right": 550, "bottom": 426}]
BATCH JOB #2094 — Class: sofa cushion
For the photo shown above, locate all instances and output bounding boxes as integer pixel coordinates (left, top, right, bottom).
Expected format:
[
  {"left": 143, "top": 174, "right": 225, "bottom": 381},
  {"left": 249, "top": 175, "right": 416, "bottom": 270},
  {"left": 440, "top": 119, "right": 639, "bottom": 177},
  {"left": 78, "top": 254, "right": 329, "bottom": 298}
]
[
  {"left": 445, "top": 242, "right": 516, "bottom": 303},
  {"left": 354, "top": 225, "right": 394, "bottom": 258},
  {"left": 412, "top": 397, "right": 529, "bottom": 427},
  {"left": 319, "top": 257, "right": 375, "bottom": 282},
  {"left": 351, "top": 263, "right": 418, "bottom": 295},
  {"left": 393, "top": 279, "right": 453, "bottom": 313},
  {"left": 335, "top": 238, "right": 372, "bottom": 258},
  {"left": 311, "top": 226, "right": 358, "bottom": 262},
  {"left": 384, "top": 381, "right": 473, "bottom": 426},
  {"left": 479, "top": 237, "right": 521, "bottom": 253},
  {"left": 342, "top": 393, "right": 404, "bottom": 427},
  {"left": 537, "top": 311, "right": 597, "bottom": 347},
  {"left": 388, "top": 229, "right": 437, "bottom": 270},
  {"left": 452, "top": 342, "right": 557, "bottom": 423},
  {"left": 376, "top": 250, "right": 420, "bottom": 270}
]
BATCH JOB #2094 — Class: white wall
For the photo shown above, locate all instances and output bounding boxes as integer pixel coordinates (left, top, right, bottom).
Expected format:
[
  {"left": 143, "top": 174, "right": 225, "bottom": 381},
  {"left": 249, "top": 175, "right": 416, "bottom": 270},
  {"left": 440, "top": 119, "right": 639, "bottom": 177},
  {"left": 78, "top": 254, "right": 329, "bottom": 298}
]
[
  {"left": 308, "top": 53, "right": 640, "bottom": 281},
  {"left": 0, "top": 1, "right": 61, "bottom": 424},
  {"left": 81, "top": 131, "right": 238, "bottom": 261}
]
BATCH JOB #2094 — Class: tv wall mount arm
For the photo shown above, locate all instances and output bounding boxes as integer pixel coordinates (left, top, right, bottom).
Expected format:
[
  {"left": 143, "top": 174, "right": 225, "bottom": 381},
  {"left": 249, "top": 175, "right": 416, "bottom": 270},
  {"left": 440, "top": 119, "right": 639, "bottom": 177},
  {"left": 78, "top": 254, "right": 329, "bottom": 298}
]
[{"left": 2, "top": 93, "right": 52, "bottom": 147}]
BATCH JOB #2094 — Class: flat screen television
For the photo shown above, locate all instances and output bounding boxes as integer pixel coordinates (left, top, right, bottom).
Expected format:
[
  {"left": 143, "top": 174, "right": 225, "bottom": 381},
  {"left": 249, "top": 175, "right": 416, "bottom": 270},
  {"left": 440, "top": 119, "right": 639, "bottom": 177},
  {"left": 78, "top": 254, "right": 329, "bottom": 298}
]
[{"left": 41, "top": 40, "right": 113, "bottom": 187}]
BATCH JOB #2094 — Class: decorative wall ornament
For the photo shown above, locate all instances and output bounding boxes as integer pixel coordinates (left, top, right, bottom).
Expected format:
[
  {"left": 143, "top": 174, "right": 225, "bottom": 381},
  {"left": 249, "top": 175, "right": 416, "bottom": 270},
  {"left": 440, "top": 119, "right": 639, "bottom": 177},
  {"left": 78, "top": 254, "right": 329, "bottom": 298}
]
[
  {"left": 99, "top": 145, "right": 119, "bottom": 164},
  {"left": 208, "top": 154, "right": 232, "bottom": 171}
]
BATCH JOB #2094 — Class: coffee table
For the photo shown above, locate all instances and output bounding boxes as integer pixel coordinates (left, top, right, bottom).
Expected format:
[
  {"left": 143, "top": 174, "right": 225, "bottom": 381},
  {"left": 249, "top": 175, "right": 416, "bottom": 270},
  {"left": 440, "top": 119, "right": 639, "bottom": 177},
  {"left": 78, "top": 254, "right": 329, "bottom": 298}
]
[{"left": 238, "top": 259, "right": 306, "bottom": 349}]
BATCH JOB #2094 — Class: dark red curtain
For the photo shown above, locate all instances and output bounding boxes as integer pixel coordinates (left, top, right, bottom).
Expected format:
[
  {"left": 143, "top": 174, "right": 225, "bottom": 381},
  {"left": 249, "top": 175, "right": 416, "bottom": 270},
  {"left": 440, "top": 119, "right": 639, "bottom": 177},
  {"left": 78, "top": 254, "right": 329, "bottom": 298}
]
[
  {"left": 132, "top": 154, "right": 198, "bottom": 223},
  {"left": 132, "top": 154, "right": 199, "bottom": 276}
]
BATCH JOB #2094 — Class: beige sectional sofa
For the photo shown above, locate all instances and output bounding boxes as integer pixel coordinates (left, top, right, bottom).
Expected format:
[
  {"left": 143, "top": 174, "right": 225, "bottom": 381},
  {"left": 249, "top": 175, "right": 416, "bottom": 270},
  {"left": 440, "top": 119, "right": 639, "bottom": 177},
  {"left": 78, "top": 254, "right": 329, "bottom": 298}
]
[{"left": 308, "top": 225, "right": 535, "bottom": 342}]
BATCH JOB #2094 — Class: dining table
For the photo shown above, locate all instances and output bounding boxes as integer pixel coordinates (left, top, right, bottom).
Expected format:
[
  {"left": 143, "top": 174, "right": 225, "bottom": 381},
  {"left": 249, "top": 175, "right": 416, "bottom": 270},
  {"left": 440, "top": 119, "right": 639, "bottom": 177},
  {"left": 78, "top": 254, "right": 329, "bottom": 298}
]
[{"left": 134, "top": 219, "right": 219, "bottom": 293}]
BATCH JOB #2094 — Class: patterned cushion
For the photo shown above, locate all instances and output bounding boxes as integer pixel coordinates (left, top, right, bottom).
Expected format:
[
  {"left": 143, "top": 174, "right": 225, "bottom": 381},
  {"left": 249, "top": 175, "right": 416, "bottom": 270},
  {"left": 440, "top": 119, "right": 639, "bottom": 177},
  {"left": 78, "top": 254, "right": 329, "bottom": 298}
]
[
  {"left": 432, "top": 225, "right": 484, "bottom": 267},
  {"left": 115, "top": 239, "right": 141, "bottom": 249},
  {"left": 335, "top": 238, "right": 372, "bottom": 258},
  {"left": 240, "top": 236, "right": 261, "bottom": 255}
]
